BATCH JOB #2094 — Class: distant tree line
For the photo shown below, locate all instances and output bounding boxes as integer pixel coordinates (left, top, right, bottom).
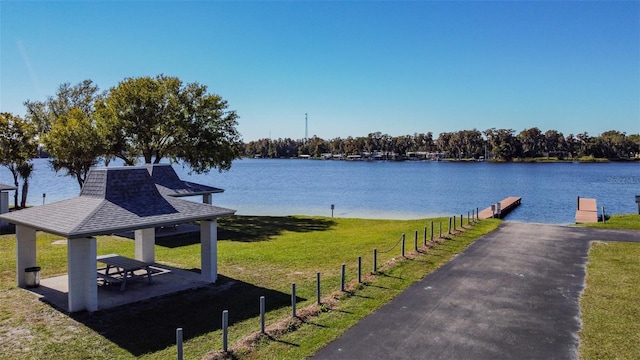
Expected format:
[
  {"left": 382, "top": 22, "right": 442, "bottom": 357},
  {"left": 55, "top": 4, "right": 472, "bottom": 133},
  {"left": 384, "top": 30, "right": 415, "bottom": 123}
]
[{"left": 243, "top": 128, "right": 640, "bottom": 161}]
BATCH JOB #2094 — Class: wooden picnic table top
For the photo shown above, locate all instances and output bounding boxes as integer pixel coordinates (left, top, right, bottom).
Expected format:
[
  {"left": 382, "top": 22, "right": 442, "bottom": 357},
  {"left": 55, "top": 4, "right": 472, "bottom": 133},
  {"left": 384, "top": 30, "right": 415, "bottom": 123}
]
[{"left": 97, "top": 254, "right": 151, "bottom": 271}]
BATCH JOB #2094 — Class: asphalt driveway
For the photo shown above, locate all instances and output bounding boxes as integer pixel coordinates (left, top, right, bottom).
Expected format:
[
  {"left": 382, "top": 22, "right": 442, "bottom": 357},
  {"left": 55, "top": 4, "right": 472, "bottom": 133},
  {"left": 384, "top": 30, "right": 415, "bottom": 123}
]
[{"left": 312, "top": 222, "right": 640, "bottom": 360}]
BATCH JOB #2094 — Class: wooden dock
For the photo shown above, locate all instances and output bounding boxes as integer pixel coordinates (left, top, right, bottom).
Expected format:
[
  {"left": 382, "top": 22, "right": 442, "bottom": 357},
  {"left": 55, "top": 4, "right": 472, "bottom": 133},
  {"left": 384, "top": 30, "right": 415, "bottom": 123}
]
[
  {"left": 575, "top": 197, "right": 598, "bottom": 223},
  {"left": 478, "top": 197, "right": 522, "bottom": 219}
]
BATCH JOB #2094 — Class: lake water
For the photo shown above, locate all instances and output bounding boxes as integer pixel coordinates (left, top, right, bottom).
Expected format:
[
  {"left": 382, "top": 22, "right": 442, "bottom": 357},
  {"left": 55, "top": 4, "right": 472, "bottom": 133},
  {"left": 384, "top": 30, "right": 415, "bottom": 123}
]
[{"left": 0, "top": 158, "right": 638, "bottom": 225}]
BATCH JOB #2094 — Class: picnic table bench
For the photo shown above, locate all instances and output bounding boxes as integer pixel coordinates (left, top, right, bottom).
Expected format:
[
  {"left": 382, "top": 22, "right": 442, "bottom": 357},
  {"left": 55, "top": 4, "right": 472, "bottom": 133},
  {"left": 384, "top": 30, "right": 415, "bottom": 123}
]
[{"left": 97, "top": 254, "right": 152, "bottom": 291}]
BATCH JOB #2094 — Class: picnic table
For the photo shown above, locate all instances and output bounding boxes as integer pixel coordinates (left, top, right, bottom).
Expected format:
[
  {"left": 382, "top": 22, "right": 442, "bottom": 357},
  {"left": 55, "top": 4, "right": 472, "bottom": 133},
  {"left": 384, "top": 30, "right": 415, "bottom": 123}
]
[{"left": 97, "top": 254, "right": 152, "bottom": 291}]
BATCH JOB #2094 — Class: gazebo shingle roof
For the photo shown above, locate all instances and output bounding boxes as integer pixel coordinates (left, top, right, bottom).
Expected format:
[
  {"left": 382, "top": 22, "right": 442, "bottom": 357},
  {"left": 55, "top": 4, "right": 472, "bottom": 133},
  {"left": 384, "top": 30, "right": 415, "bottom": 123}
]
[
  {"left": 0, "top": 167, "right": 235, "bottom": 238},
  {"left": 0, "top": 183, "right": 17, "bottom": 191},
  {"left": 149, "top": 164, "right": 224, "bottom": 197}
]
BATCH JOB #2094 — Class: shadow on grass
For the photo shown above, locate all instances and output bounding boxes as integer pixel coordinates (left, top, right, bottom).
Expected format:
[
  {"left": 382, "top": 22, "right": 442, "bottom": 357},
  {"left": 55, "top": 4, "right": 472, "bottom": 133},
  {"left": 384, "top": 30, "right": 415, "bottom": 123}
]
[
  {"left": 218, "top": 216, "right": 336, "bottom": 243},
  {"left": 71, "top": 275, "right": 306, "bottom": 356},
  {"left": 154, "top": 216, "right": 337, "bottom": 248}
]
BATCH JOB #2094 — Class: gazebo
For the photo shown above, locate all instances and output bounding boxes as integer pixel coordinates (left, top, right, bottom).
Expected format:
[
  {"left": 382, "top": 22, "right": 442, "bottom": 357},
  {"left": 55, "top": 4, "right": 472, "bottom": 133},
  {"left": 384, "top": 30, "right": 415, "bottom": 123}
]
[{"left": 0, "top": 166, "right": 235, "bottom": 312}]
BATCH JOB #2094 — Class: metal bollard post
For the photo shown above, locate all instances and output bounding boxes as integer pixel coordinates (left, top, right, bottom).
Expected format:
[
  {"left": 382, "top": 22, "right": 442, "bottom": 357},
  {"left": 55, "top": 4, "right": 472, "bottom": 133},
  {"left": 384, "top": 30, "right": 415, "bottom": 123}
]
[
  {"left": 222, "top": 310, "right": 229, "bottom": 352},
  {"left": 292, "top": 283, "right": 297, "bottom": 317},
  {"left": 341, "top": 264, "right": 346, "bottom": 292},
  {"left": 176, "top": 328, "right": 183, "bottom": 360},
  {"left": 373, "top": 248, "right": 377, "bottom": 273},
  {"left": 439, "top": 222, "right": 442, "bottom": 238},
  {"left": 424, "top": 226, "right": 427, "bottom": 246},
  {"left": 460, "top": 214, "right": 463, "bottom": 228},
  {"left": 316, "top": 272, "right": 321, "bottom": 305},
  {"left": 449, "top": 218, "right": 452, "bottom": 234},
  {"left": 430, "top": 221, "right": 434, "bottom": 241},
  {"left": 402, "top": 233, "right": 405, "bottom": 257},
  {"left": 602, "top": 206, "right": 606, "bottom": 223},
  {"left": 358, "top": 256, "right": 362, "bottom": 283},
  {"left": 260, "top": 296, "right": 266, "bottom": 334},
  {"left": 414, "top": 231, "right": 418, "bottom": 251}
]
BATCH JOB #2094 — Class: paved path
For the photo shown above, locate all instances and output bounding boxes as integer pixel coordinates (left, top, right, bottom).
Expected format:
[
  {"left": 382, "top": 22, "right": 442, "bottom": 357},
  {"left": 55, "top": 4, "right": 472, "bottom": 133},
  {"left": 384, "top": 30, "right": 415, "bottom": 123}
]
[{"left": 312, "top": 223, "right": 640, "bottom": 360}]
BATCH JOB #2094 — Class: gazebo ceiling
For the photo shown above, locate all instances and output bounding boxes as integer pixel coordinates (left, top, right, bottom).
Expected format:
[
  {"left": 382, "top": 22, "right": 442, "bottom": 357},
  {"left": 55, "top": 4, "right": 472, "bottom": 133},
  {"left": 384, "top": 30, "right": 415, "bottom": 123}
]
[{"left": 0, "top": 167, "right": 235, "bottom": 239}]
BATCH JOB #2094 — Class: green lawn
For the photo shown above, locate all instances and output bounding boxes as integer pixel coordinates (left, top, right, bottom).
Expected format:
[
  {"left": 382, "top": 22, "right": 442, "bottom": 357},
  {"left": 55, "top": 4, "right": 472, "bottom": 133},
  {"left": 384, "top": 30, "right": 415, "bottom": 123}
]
[
  {"left": 576, "top": 213, "right": 640, "bottom": 231},
  {"left": 578, "top": 213, "right": 640, "bottom": 359},
  {"left": 0, "top": 215, "right": 500, "bottom": 359},
  {"left": 579, "top": 241, "right": 640, "bottom": 359}
]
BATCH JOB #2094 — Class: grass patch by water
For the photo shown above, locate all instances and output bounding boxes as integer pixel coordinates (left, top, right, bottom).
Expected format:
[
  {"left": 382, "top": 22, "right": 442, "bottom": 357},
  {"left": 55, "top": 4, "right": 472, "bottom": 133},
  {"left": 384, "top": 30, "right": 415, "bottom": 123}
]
[
  {"left": 579, "top": 241, "right": 640, "bottom": 359},
  {"left": 0, "top": 215, "right": 499, "bottom": 359},
  {"left": 576, "top": 213, "right": 640, "bottom": 231}
]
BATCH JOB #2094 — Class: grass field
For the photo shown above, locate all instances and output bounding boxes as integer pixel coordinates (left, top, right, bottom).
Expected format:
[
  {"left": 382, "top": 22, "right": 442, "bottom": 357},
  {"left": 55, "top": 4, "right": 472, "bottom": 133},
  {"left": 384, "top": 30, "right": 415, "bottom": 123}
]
[
  {"left": 576, "top": 213, "right": 640, "bottom": 231},
  {"left": 0, "top": 215, "right": 500, "bottom": 359},
  {"left": 579, "top": 241, "right": 640, "bottom": 359},
  {"left": 578, "top": 213, "right": 640, "bottom": 359}
]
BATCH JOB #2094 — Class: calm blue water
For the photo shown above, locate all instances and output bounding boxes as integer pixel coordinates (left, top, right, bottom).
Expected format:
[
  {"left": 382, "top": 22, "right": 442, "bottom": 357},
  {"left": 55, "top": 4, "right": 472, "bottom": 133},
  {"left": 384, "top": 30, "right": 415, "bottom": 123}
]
[{"left": 1, "top": 158, "right": 638, "bottom": 224}]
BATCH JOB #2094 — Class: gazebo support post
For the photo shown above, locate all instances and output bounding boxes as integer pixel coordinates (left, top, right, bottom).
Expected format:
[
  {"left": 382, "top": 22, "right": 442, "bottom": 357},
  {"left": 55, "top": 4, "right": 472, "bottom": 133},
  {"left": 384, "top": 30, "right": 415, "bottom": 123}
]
[
  {"left": 15, "top": 225, "right": 37, "bottom": 287},
  {"left": 0, "top": 191, "right": 9, "bottom": 226},
  {"left": 135, "top": 228, "right": 156, "bottom": 263},
  {"left": 67, "top": 237, "right": 98, "bottom": 312},
  {"left": 203, "top": 193, "right": 212, "bottom": 205},
  {"left": 200, "top": 219, "right": 218, "bottom": 283}
]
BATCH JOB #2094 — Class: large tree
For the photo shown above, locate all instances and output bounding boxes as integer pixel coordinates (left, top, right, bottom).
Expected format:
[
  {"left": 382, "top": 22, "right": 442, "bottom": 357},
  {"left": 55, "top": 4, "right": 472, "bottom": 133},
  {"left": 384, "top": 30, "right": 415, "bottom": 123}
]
[
  {"left": 95, "top": 74, "right": 243, "bottom": 173},
  {"left": 42, "top": 108, "right": 105, "bottom": 188},
  {"left": 25, "top": 80, "right": 106, "bottom": 187},
  {"left": 0, "top": 113, "right": 38, "bottom": 208}
]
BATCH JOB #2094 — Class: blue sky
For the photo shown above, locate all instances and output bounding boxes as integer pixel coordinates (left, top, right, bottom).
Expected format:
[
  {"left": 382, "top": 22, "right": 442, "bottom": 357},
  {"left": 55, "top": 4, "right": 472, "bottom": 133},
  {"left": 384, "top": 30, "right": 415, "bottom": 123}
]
[{"left": 1, "top": 1, "right": 638, "bottom": 141}]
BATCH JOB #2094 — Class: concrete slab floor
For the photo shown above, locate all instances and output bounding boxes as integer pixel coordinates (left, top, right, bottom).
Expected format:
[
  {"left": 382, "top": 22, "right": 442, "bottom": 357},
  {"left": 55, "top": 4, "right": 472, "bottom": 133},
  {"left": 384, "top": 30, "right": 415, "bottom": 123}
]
[{"left": 26, "top": 263, "right": 209, "bottom": 313}]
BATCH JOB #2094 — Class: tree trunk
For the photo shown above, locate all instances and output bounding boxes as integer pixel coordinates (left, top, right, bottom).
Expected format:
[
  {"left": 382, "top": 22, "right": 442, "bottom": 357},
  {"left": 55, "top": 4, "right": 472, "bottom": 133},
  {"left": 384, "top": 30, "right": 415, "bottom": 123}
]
[
  {"left": 11, "top": 170, "right": 19, "bottom": 209},
  {"left": 20, "top": 180, "right": 28, "bottom": 208}
]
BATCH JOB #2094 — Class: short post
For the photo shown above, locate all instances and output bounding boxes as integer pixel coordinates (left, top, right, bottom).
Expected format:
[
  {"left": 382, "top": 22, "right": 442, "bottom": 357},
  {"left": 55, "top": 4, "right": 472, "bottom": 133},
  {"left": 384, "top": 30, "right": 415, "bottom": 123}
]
[
  {"left": 491, "top": 204, "right": 496, "bottom": 218},
  {"left": 291, "top": 283, "right": 297, "bottom": 317},
  {"left": 467, "top": 211, "right": 470, "bottom": 225},
  {"left": 341, "top": 264, "right": 346, "bottom": 292},
  {"left": 602, "top": 206, "right": 606, "bottom": 224},
  {"left": 373, "top": 248, "right": 377, "bottom": 273},
  {"left": 260, "top": 296, "right": 266, "bottom": 334},
  {"left": 460, "top": 214, "right": 463, "bottom": 228},
  {"left": 358, "top": 256, "right": 362, "bottom": 283},
  {"left": 453, "top": 216, "right": 456, "bottom": 231},
  {"left": 222, "top": 310, "right": 229, "bottom": 352},
  {"left": 42, "top": 193, "right": 46, "bottom": 205},
  {"left": 401, "top": 233, "right": 405, "bottom": 257},
  {"left": 430, "top": 221, "right": 434, "bottom": 241},
  {"left": 476, "top": 207, "right": 479, "bottom": 221},
  {"left": 176, "top": 328, "right": 183, "bottom": 360},
  {"left": 331, "top": 204, "right": 335, "bottom": 218},
  {"left": 316, "top": 272, "right": 321, "bottom": 305},
  {"left": 423, "top": 226, "right": 427, "bottom": 246},
  {"left": 497, "top": 202, "right": 502, "bottom": 217},
  {"left": 448, "top": 218, "right": 452, "bottom": 234},
  {"left": 439, "top": 222, "right": 442, "bottom": 238},
  {"left": 414, "top": 231, "right": 418, "bottom": 251}
]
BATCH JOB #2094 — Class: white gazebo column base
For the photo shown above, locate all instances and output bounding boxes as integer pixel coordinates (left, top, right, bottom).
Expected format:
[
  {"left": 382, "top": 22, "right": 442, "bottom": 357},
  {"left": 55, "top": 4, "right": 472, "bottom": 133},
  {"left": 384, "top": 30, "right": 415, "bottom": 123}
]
[
  {"left": 68, "top": 237, "right": 97, "bottom": 312},
  {"left": 135, "top": 228, "right": 155, "bottom": 263},
  {"left": 200, "top": 220, "right": 218, "bottom": 283},
  {"left": 16, "top": 225, "right": 37, "bottom": 287}
]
